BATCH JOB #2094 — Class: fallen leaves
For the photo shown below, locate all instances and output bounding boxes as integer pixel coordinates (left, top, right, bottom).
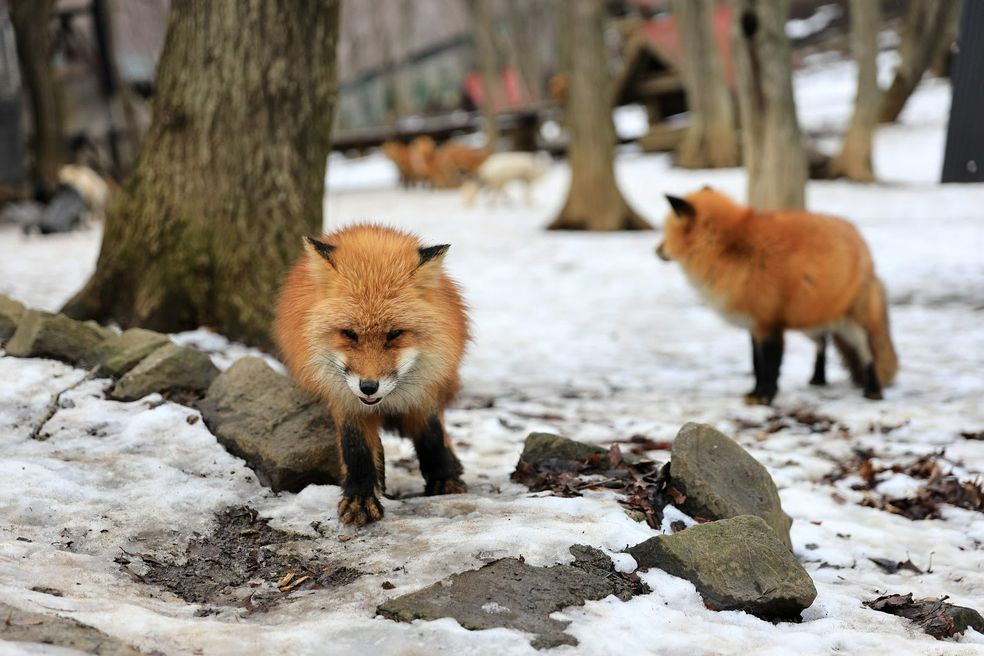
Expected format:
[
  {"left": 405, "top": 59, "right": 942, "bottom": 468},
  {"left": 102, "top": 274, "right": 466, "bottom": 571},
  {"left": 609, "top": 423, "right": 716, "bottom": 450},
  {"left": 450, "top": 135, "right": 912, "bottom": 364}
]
[{"left": 864, "top": 593, "right": 984, "bottom": 640}]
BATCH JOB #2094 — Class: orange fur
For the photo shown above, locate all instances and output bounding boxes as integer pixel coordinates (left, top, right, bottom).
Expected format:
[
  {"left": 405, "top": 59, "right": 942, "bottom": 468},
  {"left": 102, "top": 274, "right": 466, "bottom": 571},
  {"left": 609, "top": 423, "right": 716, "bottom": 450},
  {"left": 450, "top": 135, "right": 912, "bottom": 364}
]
[
  {"left": 275, "top": 225, "right": 469, "bottom": 524},
  {"left": 381, "top": 141, "right": 417, "bottom": 186},
  {"left": 657, "top": 188, "right": 897, "bottom": 402}
]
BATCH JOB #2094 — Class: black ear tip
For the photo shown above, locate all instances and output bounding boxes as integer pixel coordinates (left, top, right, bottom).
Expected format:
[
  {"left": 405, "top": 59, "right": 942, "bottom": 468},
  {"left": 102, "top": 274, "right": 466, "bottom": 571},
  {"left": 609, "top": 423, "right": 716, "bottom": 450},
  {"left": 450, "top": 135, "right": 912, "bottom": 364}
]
[
  {"left": 306, "top": 236, "right": 336, "bottom": 261},
  {"left": 665, "top": 194, "right": 696, "bottom": 218},
  {"left": 419, "top": 244, "right": 450, "bottom": 265}
]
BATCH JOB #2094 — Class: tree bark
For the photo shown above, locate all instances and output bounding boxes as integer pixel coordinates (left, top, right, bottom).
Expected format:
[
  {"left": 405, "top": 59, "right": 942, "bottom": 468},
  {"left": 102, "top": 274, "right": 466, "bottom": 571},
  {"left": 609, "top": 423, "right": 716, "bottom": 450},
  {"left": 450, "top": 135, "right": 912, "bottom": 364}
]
[
  {"left": 471, "top": 0, "right": 500, "bottom": 153},
  {"left": 62, "top": 0, "right": 340, "bottom": 350},
  {"left": 549, "top": 0, "right": 649, "bottom": 231},
  {"left": 827, "top": 0, "right": 879, "bottom": 182},
  {"left": 731, "top": 0, "right": 806, "bottom": 210},
  {"left": 506, "top": 0, "right": 542, "bottom": 103},
  {"left": 673, "top": 0, "right": 740, "bottom": 169},
  {"left": 880, "top": 0, "right": 959, "bottom": 123},
  {"left": 9, "top": 0, "right": 64, "bottom": 197}
]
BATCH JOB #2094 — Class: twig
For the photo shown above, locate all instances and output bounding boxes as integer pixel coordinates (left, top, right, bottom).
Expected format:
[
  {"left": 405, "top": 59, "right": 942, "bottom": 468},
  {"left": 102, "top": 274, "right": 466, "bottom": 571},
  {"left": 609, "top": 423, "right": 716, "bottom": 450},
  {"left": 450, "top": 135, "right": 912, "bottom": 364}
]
[{"left": 30, "top": 367, "right": 97, "bottom": 441}]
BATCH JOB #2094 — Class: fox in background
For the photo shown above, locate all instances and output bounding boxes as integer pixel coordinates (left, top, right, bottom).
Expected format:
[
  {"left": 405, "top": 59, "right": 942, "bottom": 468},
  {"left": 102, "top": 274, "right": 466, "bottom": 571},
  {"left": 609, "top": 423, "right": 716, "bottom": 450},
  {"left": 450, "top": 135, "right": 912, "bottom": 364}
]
[
  {"left": 275, "top": 225, "right": 469, "bottom": 525},
  {"left": 656, "top": 188, "right": 898, "bottom": 405}
]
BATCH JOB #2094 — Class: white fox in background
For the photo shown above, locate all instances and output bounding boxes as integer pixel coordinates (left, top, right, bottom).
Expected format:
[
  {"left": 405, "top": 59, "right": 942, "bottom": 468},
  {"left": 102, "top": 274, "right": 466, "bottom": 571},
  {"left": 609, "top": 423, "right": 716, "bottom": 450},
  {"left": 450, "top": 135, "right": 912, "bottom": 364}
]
[
  {"left": 462, "top": 152, "right": 550, "bottom": 207},
  {"left": 58, "top": 164, "right": 110, "bottom": 222}
]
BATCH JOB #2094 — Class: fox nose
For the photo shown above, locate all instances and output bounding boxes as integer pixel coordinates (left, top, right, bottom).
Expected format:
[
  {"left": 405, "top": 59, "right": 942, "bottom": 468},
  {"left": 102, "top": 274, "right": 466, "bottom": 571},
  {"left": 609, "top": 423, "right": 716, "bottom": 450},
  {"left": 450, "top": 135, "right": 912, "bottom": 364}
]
[{"left": 359, "top": 379, "right": 379, "bottom": 396}]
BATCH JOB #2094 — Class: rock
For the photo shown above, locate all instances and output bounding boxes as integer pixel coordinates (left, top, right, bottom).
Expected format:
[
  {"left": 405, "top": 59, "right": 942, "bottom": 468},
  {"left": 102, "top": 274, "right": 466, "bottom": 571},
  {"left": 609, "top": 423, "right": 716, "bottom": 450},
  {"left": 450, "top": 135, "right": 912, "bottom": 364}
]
[
  {"left": 0, "top": 601, "right": 141, "bottom": 655},
  {"left": 0, "top": 294, "right": 26, "bottom": 344},
  {"left": 947, "top": 604, "right": 984, "bottom": 635},
  {"left": 88, "top": 328, "right": 171, "bottom": 378},
  {"left": 4, "top": 309, "right": 111, "bottom": 364},
  {"left": 669, "top": 422, "right": 793, "bottom": 549},
  {"left": 864, "top": 593, "right": 984, "bottom": 639},
  {"left": 110, "top": 342, "right": 219, "bottom": 402},
  {"left": 378, "top": 545, "right": 648, "bottom": 649},
  {"left": 519, "top": 432, "right": 606, "bottom": 467},
  {"left": 628, "top": 515, "right": 817, "bottom": 620},
  {"left": 198, "top": 357, "right": 341, "bottom": 492}
]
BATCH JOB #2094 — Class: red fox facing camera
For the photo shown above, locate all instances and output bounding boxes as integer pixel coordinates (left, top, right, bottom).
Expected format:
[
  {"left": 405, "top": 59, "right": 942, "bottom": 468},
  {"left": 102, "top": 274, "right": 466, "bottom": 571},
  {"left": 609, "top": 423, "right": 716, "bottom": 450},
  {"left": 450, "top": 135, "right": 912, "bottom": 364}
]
[
  {"left": 656, "top": 188, "right": 897, "bottom": 405},
  {"left": 275, "top": 225, "right": 470, "bottom": 525}
]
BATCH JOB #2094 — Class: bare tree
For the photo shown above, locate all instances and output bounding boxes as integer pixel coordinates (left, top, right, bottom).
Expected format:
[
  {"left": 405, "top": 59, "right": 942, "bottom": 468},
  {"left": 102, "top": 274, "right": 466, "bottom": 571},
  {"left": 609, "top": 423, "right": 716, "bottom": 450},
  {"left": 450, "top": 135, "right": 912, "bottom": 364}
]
[
  {"left": 63, "top": 0, "right": 340, "bottom": 349},
  {"left": 828, "top": 0, "right": 879, "bottom": 181},
  {"left": 8, "top": 0, "right": 63, "bottom": 196},
  {"left": 549, "top": 0, "right": 649, "bottom": 231},
  {"left": 672, "top": 0, "right": 739, "bottom": 169},
  {"left": 506, "top": 0, "right": 543, "bottom": 103},
  {"left": 881, "top": 0, "right": 960, "bottom": 123},
  {"left": 471, "top": 0, "right": 500, "bottom": 152},
  {"left": 731, "top": 0, "right": 806, "bottom": 210}
]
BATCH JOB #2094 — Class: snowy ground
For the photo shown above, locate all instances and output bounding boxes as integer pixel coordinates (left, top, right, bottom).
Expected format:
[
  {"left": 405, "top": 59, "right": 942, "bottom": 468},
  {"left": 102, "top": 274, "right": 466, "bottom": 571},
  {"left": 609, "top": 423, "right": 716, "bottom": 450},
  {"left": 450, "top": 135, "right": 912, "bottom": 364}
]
[{"left": 1, "top": 60, "right": 983, "bottom": 655}]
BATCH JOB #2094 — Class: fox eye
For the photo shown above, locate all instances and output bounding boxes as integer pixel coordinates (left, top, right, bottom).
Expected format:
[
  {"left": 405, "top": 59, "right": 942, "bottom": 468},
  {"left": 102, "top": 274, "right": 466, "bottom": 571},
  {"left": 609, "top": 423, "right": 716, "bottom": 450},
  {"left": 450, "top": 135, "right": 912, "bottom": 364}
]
[
  {"left": 386, "top": 329, "right": 404, "bottom": 342},
  {"left": 340, "top": 329, "right": 358, "bottom": 343}
]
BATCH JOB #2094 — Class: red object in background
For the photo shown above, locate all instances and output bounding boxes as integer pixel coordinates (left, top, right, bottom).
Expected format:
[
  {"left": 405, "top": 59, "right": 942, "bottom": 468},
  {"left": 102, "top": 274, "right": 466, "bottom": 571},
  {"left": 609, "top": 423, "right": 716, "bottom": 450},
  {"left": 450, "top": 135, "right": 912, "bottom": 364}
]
[{"left": 463, "top": 66, "right": 529, "bottom": 111}]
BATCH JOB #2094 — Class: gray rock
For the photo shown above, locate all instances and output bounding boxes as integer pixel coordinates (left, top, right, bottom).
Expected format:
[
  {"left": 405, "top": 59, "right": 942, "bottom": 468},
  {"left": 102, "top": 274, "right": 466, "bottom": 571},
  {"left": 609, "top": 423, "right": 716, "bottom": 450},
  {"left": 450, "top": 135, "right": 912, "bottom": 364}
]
[
  {"left": 669, "top": 422, "right": 793, "bottom": 549},
  {"left": 948, "top": 604, "right": 984, "bottom": 635},
  {"left": 88, "top": 328, "right": 171, "bottom": 378},
  {"left": 4, "top": 309, "right": 111, "bottom": 364},
  {"left": 519, "top": 432, "right": 607, "bottom": 466},
  {"left": 0, "top": 293, "right": 26, "bottom": 344},
  {"left": 110, "top": 342, "right": 219, "bottom": 401},
  {"left": 198, "top": 357, "right": 341, "bottom": 492},
  {"left": 378, "top": 545, "right": 647, "bottom": 649},
  {"left": 0, "top": 601, "right": 141, "bottom": 655},
  {"left": 628, "top": 515, "right": 817, "bottom": 619}
]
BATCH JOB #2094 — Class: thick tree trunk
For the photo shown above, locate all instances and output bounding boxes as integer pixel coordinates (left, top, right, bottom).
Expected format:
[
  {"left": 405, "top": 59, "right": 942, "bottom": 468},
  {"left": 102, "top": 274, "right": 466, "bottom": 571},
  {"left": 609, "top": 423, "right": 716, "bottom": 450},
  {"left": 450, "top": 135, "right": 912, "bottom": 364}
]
[
  {"left": 880, "top": 0, "right": 959, "bottom": 123},
  {"left": 9, "top": 0, "right": 64, "bottom": 197},
  {"left": 828, "top": 0, "right": 879, "bottom": 182},
  {"left": 62, "top": 0, "right": 340, "bottom": 350},
  {"left": 731, "top": 0, "right": 806, "bottom": 210},
  {"left": 673, "top": 0, "right": 739, "bottom": 169},
  {"left": 549, "top": 0, "right": 649, "bottom": 231},
  {"left": 472, "top": 0, "right": 500, "bottom": 153}
]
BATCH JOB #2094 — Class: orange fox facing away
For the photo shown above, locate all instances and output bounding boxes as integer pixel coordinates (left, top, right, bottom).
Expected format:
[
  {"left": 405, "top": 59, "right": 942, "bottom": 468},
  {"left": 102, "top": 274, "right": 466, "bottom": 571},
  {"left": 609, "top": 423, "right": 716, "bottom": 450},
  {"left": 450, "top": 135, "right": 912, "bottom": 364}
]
[
  {"left": 275, "top": 225, "right": 469, "bottom": 525},
  {"left": 656, "top": 188, "right": 897, "bottom": 405}
]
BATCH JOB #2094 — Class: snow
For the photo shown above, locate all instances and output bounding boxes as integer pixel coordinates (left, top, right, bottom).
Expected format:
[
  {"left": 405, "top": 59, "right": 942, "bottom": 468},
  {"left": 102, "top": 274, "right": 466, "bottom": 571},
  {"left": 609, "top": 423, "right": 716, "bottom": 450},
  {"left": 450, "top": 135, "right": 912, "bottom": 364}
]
[{"left": 2, "top": 61, "right": 984, "bottom": 655}]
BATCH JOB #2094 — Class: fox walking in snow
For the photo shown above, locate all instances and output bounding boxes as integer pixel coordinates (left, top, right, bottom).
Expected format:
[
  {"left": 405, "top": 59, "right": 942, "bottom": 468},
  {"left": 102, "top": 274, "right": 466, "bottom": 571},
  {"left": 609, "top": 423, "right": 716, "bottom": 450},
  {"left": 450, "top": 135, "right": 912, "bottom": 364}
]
[
  {"left": 656, "top": 188, "right": 897, "bottom": 405},
  {"left": 275, "top": 226, "right": 469, "bottom": 525}
]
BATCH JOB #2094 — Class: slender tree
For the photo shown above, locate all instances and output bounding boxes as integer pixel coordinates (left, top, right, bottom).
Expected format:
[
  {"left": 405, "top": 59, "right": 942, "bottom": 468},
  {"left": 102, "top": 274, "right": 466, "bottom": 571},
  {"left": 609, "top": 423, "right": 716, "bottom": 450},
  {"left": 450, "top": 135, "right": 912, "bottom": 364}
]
[
  {"left": 731, "top": 0, "right": 806, "bottom": 210},
  {"left": 471, "top": 0, "right": 500, "bottom": 152},
  {"left": 63, "top": 0, "right": 340, "bottom": 349},
  {"left": 549, "top": 0, "right": 649, "bottom": 231},
  {"left": 828, "top": 0, "right": 879, "bottom": 181},
  {"left": 9, "top": 0, "right": 63, "bottom": 197},
  {"left": 672, "top": 0, "right": 739, "bottom": 169},
  {"left": 881, "top": 0, "right": 959, "bottom": 123}
]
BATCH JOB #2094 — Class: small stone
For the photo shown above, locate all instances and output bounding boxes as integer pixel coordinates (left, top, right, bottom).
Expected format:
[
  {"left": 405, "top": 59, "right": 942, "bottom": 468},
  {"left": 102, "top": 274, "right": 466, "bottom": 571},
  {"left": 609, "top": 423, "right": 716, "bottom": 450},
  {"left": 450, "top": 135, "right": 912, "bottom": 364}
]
[
  {"left": 518, "top": 432, "right": 606, "bottom": 466},
  {"left": 0, "top": 601, "right": 141, "bottom": 655},
  {"left": 5, "top": 310, "right": 111, "bottom": 364},
  {"left": 198, "top": 357, "right": 341, "bottom": 492},
  {"left": 0, "top": 294, "right": 26, "bottom": 344},
  {"left": 88, "top": 328, "right": 171, "bottom": 378},
  {"left": 628, "top": 515, "right": 817, "bottom": 620},
  {"left": 669, "top": 422, "right": 793, "bottom": 549},
  {"left": 110, "top": 342, "right": 219, "bottom": 401}
]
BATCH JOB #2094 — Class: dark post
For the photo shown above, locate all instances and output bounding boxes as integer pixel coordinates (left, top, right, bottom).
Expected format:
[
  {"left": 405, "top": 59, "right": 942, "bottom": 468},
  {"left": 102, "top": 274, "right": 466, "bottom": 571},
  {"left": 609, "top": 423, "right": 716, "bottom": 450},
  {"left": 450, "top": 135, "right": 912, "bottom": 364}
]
[{"left": 941, "top": 0, "right": 984, "bottom": 183}]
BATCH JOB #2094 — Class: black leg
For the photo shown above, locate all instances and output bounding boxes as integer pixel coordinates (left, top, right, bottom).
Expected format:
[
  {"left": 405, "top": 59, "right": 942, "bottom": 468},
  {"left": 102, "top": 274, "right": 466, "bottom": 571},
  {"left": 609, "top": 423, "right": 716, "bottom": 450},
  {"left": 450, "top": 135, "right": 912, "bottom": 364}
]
[
  {"left": 338, "top": 422, "right": 384, "bottom": 525},
  {"left": 810, "top": 334, "right": 828, "bottom": 386},
  {"left": 862, "top": 362, "right": 883, "bottom": 400},
  {"left": 745, "top": 329, "right": 783, "bottom": 405},
  {"left": 413, "top": 414, "right": 466, "bottom": 495}
]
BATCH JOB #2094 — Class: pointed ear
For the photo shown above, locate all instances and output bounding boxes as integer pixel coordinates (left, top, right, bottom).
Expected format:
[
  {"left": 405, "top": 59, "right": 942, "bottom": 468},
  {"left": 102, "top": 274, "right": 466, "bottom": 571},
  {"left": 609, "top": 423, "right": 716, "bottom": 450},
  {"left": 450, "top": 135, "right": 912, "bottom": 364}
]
[
  {"left": 665, "top": 194, "right": 696, "bottom": 220},
  {"left": 418, "top": 244, "right": 449, "bottom": 267},
  {"left": 304, "top": 236, "right": 336, "bottom": 264}
]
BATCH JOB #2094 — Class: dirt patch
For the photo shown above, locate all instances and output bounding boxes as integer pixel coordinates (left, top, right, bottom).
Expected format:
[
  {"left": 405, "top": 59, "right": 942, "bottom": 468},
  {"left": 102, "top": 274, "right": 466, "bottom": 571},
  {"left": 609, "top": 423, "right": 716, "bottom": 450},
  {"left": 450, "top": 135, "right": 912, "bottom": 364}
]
[
  {"left": 116, "top": 506, "right": 362, "bottom": 614},
  {"left": 734, "top": 407, "right": 846, "bottom": 436}
]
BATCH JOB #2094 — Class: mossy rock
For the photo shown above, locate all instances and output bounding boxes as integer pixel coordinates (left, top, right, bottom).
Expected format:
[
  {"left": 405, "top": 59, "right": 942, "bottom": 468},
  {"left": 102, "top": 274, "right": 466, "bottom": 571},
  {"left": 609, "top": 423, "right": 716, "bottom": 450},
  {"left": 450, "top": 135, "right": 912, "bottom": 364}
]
[
  {"left": 109, "top": 342, "right": 219, "bottom": 401},
  {"left": 88, "top": 328, "right": 171, "bottom": 378},
  {"left": 5, "top": 309, "right": 112, "bottom": 364},
  {"left": 0, "top": 294, "right": 26, "bottom": 345}
]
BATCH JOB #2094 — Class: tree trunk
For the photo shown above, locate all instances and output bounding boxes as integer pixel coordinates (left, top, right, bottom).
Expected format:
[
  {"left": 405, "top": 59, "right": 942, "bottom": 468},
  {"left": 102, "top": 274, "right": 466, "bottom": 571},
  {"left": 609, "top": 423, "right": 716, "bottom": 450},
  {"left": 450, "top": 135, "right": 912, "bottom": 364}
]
[
  {"left": 506, "top": 0, "right": 542, "bottom": 103},
  {"left": 62, "top": 0, "right": 340, "bottom": 350},
  {"left": 731, "top": 0, "right": 806, "bottom": 210},
  {"left": 549, "top": 0, "right": 649, "bottom": 231},
  {"left": 471, "top": 0, "right": 500, "bottom": 153},
  {"left": 9, "top": 0, "right": 64, "bottom": 197},
  {"left": 880, "top": 0, "right": 959, "bottom": 123},
  {"left": 673, "top": 0, "right": 740, "bottom": 169},
  {"left": 827, "top": 0, "right": 879, "bottom": 182}
]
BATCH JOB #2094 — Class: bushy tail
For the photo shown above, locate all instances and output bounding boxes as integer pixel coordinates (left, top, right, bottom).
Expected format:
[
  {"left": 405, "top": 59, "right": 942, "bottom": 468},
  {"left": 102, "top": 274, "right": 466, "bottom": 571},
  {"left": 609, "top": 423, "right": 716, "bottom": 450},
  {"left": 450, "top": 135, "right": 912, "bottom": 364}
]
[{"left": 835, "top": 277, "right": 898, "bottom": 387}]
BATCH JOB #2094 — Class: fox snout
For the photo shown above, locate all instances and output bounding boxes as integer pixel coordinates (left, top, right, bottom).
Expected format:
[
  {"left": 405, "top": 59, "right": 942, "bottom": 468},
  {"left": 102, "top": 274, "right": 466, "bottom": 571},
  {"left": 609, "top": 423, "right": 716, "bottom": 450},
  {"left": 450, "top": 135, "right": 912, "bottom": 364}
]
[
  {"left": 346, "top": 372, "right": 397, "bottom": 406},
  {"left": 656, "top": 242, "right": 670, "bottom": 261}
]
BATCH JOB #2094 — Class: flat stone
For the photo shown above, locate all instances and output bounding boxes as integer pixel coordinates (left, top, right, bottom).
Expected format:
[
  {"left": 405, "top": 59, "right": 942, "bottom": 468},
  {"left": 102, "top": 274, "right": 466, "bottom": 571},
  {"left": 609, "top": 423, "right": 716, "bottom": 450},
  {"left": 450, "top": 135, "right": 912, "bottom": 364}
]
[
  {"left": 88, "top": 328, "right": 171, "bottom": 378},
  {"left": 0, "top": 294, "right": 26, "bottom": 344},
  {"left": 198, "top": 357, "right": 341, "bottom": 492},
  {"left": 378, "top": 545, "right": 648, "bottom": 649},
  {"left": 669, "top": 422, "right": 793, "bottom": 549},
  {"left": 109, "top": 342, "right": 219, "bottom": 401},
  {"left": 0, "top": 601, "right": 141, "bottom": 655},
  {"left": 628, "top": 515, "right": 817, "bottom": 620},
  {"left": 519, "top": 432, "right": 607, "bottom": 466},
  {"left": 4, "top": 309, "right": 111, "bottom": 364}
]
